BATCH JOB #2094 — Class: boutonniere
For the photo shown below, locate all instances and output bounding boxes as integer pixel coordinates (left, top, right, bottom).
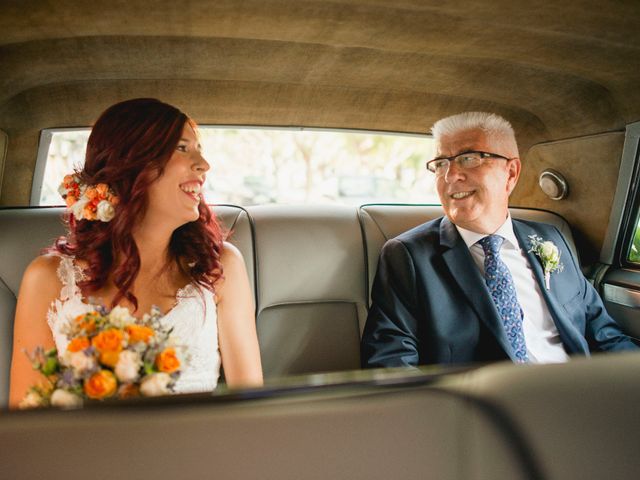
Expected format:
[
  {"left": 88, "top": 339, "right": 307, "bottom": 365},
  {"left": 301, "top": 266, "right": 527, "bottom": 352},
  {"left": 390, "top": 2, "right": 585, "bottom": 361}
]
[{"left": 528, "top": 235, "right": 564, "bottom": 290}]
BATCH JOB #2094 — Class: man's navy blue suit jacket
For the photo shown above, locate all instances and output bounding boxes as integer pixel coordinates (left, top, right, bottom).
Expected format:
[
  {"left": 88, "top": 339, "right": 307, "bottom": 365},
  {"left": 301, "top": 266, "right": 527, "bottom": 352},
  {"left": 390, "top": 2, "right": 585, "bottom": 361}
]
[{"left": 361, "top": 216, "right": 638, "bottom": 367}]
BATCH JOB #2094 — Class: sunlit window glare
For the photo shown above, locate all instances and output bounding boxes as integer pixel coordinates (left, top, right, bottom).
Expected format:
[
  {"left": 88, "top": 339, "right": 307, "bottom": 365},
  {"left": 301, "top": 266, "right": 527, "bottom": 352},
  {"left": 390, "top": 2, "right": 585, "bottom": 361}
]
[{"left": 38, "top": 127, "right": 438, "bottom": 206}]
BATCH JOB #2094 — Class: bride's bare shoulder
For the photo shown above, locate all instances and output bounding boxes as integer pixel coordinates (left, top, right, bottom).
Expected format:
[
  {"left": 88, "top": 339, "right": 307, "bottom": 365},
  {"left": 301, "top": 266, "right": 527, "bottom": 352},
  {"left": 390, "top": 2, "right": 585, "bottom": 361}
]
[
  {"left": 20, "top": 254, "right": 63, "bottom": 292},
  {"left": 219, "top": 241, "right": 245, "bottom": 266}
]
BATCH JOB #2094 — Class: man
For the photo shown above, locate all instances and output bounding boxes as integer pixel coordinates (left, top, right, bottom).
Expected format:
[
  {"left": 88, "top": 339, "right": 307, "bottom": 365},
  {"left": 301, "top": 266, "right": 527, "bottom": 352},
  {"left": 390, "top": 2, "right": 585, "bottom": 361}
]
[{"left": 361, "top": 112, "right": 638, "bottom": 367}]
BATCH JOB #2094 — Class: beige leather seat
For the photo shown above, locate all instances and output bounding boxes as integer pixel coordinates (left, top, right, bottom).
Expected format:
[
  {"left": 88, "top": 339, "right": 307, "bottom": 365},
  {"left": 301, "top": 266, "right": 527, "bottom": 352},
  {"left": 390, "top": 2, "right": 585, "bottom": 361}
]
[
  {"left": 0, "top": 203, "right": 578, "bottom": 406},
  {"left": 250, "top": 205, "right": 367, "bottom": 377}
]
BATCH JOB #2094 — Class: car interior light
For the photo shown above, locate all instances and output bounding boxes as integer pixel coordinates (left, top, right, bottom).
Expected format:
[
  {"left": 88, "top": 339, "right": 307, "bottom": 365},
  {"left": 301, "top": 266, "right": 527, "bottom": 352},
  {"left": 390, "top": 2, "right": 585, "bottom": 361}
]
[{"left": 539, "top": 169, "right": 569, "bottom": 200}]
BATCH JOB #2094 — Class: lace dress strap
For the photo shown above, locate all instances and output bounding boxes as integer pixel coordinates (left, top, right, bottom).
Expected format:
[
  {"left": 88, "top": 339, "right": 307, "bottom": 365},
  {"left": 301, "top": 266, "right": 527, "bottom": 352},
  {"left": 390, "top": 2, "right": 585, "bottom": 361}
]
[
  {"left": 47, "top": 254, "right": 91, "bottom": 354},
  {"left": 54, "top": 254, "right": 86, "bottom": 301}
]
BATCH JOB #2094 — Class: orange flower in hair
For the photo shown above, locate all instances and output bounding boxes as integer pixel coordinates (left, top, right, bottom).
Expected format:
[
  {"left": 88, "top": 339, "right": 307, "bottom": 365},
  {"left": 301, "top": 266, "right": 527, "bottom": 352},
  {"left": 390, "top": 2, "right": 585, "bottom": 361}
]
[{"left": 58, "top": 173, "right": 119, "bottom": 222}]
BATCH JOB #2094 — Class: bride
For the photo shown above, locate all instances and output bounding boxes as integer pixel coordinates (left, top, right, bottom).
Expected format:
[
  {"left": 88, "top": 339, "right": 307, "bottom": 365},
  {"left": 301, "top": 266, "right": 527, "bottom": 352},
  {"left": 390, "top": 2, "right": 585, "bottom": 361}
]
[{"left": 9, "top": 98, "right": 263, "bottom": 408}]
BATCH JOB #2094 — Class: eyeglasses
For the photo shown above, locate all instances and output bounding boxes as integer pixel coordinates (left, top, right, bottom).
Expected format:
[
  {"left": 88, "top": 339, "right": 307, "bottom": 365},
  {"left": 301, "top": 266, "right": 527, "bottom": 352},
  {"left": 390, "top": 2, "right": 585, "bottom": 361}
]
[{"left": 426, "top": 151, "right": 516, "bottom": 175}]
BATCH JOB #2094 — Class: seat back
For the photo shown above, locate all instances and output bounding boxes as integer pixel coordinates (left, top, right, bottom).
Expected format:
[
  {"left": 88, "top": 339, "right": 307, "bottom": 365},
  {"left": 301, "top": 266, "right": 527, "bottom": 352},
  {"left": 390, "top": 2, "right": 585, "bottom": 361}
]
[
  {"left": 248, "top": 205, "right": 366, "bottom": 378},
  {"left": 448, "top": 351, "right": 640, "bottom": 480},
  {"left": 0, "top": 378, "right": 536, "bottom": 480}
]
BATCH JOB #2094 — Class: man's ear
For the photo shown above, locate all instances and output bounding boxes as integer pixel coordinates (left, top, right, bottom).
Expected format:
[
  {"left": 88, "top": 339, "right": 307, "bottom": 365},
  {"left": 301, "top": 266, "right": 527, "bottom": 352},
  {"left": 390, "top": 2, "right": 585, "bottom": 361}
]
[{"left": 506, "top": 158, "right": 521, "bottom": 195}]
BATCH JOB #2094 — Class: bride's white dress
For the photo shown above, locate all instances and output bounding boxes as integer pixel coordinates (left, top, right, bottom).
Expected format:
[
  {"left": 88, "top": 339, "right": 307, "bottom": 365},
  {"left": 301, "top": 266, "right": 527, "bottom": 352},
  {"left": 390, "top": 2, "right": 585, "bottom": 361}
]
[{"left": 47, "top": 254, "right": 221, "bottom": 393}]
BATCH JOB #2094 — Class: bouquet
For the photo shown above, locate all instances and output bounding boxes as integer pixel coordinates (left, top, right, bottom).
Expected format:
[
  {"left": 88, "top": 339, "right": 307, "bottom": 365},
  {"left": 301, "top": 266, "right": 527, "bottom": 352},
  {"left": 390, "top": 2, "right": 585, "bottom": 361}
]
[{"left": 20, "top": 305, "right": 184, "bottom": 409}]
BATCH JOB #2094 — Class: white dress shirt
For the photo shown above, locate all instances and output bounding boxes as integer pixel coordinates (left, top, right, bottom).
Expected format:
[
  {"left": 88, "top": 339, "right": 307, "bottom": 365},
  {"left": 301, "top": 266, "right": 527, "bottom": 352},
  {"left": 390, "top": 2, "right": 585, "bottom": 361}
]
[{"left": 455, "top": 216, "right": 569, "bottom": 364}]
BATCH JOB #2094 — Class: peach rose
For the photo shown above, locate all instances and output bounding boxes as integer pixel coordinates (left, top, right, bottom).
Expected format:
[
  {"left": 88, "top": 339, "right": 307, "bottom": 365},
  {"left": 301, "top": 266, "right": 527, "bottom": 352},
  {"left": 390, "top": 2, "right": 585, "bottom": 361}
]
[
  {"left": 83, "top": 370, "right": 117, "bottom": 399},
  {"left": 95, "top": 183, "right": 109, "bottom": 197},
  {"left": 62, "top": 350, "right": 96, "bottom": 375},
  {"left": 84, "top": 186, "right": 98, "bottom": 200},
  {"left": 67, "top": 336, "right": 90, "bottom": 353},
  {"left": 51, "top": 389, "right": 83, "bottom": 408},
  {"left": 92, "top": 328, "right": 124, "bottom": 353},
  {"left": 65, "top": 194, "right": 77, "bottom": 207},
  {"left": 82, "top": 203, "right": 97, "bottom": 220},
  {"left": 114, "top": 350, "right": 142, "bottom": 383},
  {"left": 92, "top": 328, "right": 124, "bottom": 367},
  {"left": 155, "top": 347, "right": 181, "bottom": 373},
  {"left": 140, "top": 373, "right": 171, "bottom": 397},
  {"left": 125, "top": 324, "right": 155, "bottom": 344}
]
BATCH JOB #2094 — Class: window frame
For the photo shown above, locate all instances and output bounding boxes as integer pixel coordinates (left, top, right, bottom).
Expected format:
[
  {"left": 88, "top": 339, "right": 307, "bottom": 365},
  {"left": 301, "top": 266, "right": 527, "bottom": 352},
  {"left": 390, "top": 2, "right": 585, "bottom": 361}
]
[{"left": 600, "top": 121, "right": 640, "bottom": 268}]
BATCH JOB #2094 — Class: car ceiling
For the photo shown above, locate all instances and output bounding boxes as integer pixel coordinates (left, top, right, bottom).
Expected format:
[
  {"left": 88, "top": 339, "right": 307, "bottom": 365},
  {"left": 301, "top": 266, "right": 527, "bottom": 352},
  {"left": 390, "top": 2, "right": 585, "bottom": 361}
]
[{"left": 1, "top": 0, "right": 639, "bottom": 260}]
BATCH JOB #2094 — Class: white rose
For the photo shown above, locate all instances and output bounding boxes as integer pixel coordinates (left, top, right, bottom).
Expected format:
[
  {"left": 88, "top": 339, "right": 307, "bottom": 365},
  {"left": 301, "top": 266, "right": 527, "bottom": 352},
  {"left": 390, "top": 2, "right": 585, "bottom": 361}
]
[
  {"left": 140, "top": 373, "right": 171, "bottom": 397},
  {"left": 62, "top": 351, "right": 96, "bottom": 376},
  {"left": 115, "top": 350, "right": 142, "bottom": 383},
  {"left": 58, "top": 183, "right": 68, "bottom": 197},
  {"left": 70, "top": 197, "right": 89, "bottom": 220},
  {"left": 19, "top": 390, "right": 45, "bottom": 409},
  {"left": 540, "top": 241, "right": 559, "bottom": 262},
  {"left": 50, "top": 389, "right": 83, "bottom": 409},
  {"left": 96, "top": 200, "right": 115, "bottom": 222},
  {"left": 109, "top": 305, "right": 135, "bottom": 328}
]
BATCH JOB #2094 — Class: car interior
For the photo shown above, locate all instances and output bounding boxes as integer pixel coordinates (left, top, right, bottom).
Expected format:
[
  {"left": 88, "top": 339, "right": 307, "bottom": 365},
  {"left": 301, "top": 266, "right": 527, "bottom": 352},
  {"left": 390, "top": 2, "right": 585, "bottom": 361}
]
[{"left": 1, "top": 1, "right": 640, "bottom": 479}]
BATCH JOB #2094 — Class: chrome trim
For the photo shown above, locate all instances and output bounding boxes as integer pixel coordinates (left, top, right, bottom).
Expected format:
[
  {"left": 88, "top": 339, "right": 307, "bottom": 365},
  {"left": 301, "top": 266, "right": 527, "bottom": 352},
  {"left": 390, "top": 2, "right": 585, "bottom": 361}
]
[
  {"left": 600, "top": 121, "right": 640, "bottom": 264},
  {"left": 603, "top": 283, "right": 640, "bottom": 309}
]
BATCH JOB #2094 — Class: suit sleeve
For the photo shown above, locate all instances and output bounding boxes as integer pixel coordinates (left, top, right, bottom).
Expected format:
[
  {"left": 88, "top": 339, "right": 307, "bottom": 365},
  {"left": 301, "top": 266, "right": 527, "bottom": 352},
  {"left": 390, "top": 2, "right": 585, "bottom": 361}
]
[
  {"left": 555, "top": 227, "right": 638, "bottom": 352},
  {"left": 361, "top": 238, "right": 422, "bottom": 368}
]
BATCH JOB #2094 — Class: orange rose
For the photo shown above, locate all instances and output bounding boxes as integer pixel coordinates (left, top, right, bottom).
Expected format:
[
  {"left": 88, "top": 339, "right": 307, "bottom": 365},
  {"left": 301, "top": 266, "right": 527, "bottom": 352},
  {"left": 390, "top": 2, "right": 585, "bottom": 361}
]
[
  {"left": 83, "top": 370, "right": 117, "bottom": 399},
  {"left": 67, "top": 336, "right": 90, "bottom": 353},
  {"left": 99, "top": 351, "right": 120, "bottom": 368},
  {"left": 83, "top": 203, "right": 97, "bottom": 220},
  {"left": 155, "top": 348, "right": 181, "bottom": 373},
  {"left": 109, "top": 195, "right": 120, "bottom": 205},
  {"left": 92, "top": 328, "right": 124, "bottom": 353},
  {"left": 95, "top": 183, "right": 109, "bottom": 197},
  {"left": 75, "top": 313, "right": 97, "bottom": 333},
  {"left": 65, "top": 194, "right": 77, "bottom": 207},
  {"left": 125, "top": 324, "right": 155, "bottom": 344},
  {"left": 63, "top": 174, "right": 75, "bottom": 186},
  {"left": 84, "top": 187, "right": 98, "bottom": 200}
]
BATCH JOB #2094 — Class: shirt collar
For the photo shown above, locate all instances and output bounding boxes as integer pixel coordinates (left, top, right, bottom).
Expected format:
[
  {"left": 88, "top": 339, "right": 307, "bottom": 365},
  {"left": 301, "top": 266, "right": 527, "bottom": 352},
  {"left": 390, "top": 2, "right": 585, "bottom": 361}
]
[{"left": 455, "top": 214, "right": 520, "bottom": 250}]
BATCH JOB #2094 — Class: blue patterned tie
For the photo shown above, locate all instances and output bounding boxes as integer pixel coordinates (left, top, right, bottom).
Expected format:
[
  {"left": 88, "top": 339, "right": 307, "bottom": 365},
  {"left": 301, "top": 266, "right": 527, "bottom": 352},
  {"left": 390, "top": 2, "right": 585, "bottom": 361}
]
[{"left": 478, "top": 235, "right": 529, "bottom": 363}]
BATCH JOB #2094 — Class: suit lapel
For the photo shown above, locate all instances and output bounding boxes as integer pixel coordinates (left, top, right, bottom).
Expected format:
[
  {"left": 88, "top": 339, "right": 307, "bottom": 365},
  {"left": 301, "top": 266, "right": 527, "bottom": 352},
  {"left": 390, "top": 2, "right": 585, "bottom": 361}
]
[
  {"left": 512, "top": 220, "right": 588, "bottom": 354},
  {"left": 439, "top": 218, "right": 516, "bottom": 360}
]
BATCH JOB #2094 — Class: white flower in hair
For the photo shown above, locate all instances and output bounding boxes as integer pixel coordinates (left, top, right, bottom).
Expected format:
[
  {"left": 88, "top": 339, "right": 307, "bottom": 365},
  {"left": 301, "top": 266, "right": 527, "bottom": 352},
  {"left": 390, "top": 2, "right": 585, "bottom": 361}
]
[
  {"left": 96, "top": 200, "right": 116, "bottom": 222},
  {"left": 70, "top": 197, "right": 89, "bottom": 221}
]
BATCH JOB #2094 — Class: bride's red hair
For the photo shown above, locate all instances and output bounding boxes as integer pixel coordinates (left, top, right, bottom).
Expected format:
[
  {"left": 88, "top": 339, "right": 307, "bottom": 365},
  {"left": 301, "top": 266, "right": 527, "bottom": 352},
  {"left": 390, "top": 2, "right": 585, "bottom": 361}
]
[{"left": 53, "top": 98, "right": 224, "bottom": 310}]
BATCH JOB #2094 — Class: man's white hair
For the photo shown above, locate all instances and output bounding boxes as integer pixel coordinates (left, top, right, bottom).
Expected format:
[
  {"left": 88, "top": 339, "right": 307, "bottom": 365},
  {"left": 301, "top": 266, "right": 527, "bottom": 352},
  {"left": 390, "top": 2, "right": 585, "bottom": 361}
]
[{"left": 431, "top": 112, "right": 516, "bottom": 150}]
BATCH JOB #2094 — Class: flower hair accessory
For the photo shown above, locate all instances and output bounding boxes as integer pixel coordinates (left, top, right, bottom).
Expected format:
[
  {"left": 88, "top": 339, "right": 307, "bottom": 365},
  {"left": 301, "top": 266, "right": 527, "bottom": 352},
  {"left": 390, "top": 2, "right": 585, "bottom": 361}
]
[
  {"left": 528, "top": 235, "right": 564, "bottom": 290},
  {"left": 59, "top": 174, "right": 119, "bottom": 222}
]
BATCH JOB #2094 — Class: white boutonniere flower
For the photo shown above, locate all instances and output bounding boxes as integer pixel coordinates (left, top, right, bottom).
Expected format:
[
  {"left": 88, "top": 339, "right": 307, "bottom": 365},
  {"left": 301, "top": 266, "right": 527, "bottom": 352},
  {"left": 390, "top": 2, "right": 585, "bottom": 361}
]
[{"left": 528, "top": 235, "right": 564, "bottom": 290}]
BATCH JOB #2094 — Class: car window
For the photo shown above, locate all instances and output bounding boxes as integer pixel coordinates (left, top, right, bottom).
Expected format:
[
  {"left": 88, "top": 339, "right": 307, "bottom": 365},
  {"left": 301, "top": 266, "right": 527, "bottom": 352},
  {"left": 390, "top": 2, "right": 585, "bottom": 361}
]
[{"left": 35, "top": 127, "right": 437, "bottom": 207}]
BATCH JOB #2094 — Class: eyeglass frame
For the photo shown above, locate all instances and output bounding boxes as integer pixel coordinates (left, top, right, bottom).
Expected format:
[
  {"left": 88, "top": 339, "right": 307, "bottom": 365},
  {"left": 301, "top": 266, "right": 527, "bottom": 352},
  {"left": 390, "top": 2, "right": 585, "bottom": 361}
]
[{"left": 425, "top": 150, "right": 518, "bottom": 175}]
